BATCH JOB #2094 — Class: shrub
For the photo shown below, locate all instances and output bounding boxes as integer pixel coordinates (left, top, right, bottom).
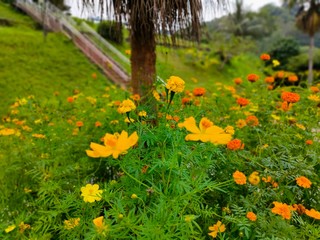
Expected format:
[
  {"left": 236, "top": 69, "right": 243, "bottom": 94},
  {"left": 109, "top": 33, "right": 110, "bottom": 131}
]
[{"left": 97, "top": 20, "right": 123, "bottom": 44}]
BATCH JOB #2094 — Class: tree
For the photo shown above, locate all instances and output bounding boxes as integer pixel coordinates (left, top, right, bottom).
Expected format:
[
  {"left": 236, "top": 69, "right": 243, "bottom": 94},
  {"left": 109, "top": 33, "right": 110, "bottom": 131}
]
[
  {"left": 82, "top": 0, "right": 225, "bottom": 112},
  {"left": 284, "top": 0, "right": 320, "bottom": 85}
]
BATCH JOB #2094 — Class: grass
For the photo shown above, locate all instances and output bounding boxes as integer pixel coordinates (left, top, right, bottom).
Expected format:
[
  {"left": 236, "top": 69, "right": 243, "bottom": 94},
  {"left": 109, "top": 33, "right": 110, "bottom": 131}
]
[{"left": 0, "top": 2, "right": 112, "bottom": 115}]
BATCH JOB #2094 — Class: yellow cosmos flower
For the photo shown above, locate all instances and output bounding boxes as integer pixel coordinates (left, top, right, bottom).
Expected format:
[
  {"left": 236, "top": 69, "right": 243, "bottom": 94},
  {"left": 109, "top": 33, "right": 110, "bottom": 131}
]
[
  {"left": 166, "top": 76, "right": 185, "bottom": 93},
  {"left": 248, "top": 171, "right": 260, "bottom": 185},
  {"left": 178, "top": 117, "right": 232, "bottom": 144},
  {"left": 117, "top": 99, "right": 136, "bottom": 114},
  {"left": 308, "top": 95, "right": 320, "bottom": 102},
  {"left": 208, "top": 221, "right": 226, "bottom": 238},
  {"left": 295, "top": 123, "right": 306, "bottom": 130},
  {"left": 0, "top": 128, "right": 16, "bottom": 136},
  {"left": 80, "top": 184, "right": 103, "bottom": 203},
  {"left": 64, "top": 218, "right": 80, "bottom": 230},
  {"left": 272, "top": 59, "right": 280, "bottom": 67},
  {"left": 5, "top": 224, "right": 16, "bottom": 233},
  {"left": 86, "top": 131, "right": 138, "bottom": 159},
  {"left": 93, "top": 216, "right": 108, "bottom": 233}
]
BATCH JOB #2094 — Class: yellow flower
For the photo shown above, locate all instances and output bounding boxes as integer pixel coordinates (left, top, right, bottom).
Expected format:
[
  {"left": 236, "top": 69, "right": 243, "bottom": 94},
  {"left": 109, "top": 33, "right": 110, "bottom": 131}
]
[
  {"left": 131, "top": 194, "right": 138, "bottom": 199},
  {"left": 184, "top": 215, "right": 196, "bottom": 222},
  {"left": 166, "top": 76, "right": 185, "bottom": 93},
  {"left": 32, "top": 133, "right": 46, "bottom": 139},
  {"left": 272, "top": 59, "right": 280, "bottom": 67},
  {"left": 117, "top": 99, "right": 136, "bottom": 114},
  {"left": 248, "top": 171, "right": 260, "bottom": 185},
  {"left": 5, "top": 224, "right": 16, "bottom": 233},
  {"left": 93, "top": 216, "right": 108, "bottom": 233},
  {"left": 224, "top": 126, "right": 235, "bottom": 135},
  {"left": 138, "top": 111, "right": 147, "bottom": 117},
  {"left": 236, "top": 119, "right": 246, "bottom": 128},
  {"left": 208, "top": 221, "right": 226, "bottom": 238},
  {"left": 295, "top": 123, "right": 306, "bottom": 130},
  {"left": 178, "top": 117, "right": 232, "bottom": 145},
  {"left": 0, "top": 128, "right": 16, "bottom": 136},
  {"left": 153, "top": 90, "right": 161, "bottom": 101},
  {"left": 86, "top": 131, "right": 138, "bottom": 159},
  {"left": 18, "top": 222, "right": 31, "bottom": 233},
  {"left": 308, "top": 95, "right": 320, "bottom": 102},
  {"left": 80, "top": 184, "right": 103, "bottom": 203},
  {"left": 64, "top": 218, "right": 80, "bottom": 230}
]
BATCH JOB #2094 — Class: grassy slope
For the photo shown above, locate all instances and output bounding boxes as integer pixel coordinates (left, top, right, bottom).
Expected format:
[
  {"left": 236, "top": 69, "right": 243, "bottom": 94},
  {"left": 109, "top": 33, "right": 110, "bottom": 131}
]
[
  {"left": 0, "top": 2, "right": 112, "bottom": 115},
  {"left": 0, "top": 2, "right": 264, "bottom": 114}
]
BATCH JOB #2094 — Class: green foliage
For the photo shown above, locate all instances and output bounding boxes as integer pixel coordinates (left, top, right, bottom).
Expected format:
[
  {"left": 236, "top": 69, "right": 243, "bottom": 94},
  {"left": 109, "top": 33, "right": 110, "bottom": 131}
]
[
  {"left": 97, "top": 21, "right": 123, "bottom": 44},
  {"left": 269, "top": 38, "right": 300, "bottom": 68}
]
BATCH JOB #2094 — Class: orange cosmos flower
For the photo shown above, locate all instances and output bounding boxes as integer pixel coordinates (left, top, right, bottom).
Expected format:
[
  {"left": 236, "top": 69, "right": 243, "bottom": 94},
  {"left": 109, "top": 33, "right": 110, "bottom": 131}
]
[
  {"left": 236, "top": 97, "right": 250, "bottom": 107},
  {"left": 130, "top": 94, "right": 141, "bottom": 101},
  {"left": 233, "top": 170, "right": 246, "bottom": 185},
  {"left": 95, "top": 121, "right": 102, "bottom": 127},
  {"left": 245, "top": 115, "right": 259, "bottom": 126},
  {"left": 305, "top": 140, "right": 313, "bottom": 145},
  {"left": 291, "top": 204, "right": 306, "bottom": 215},
  {"left": 265, "top": 76, "right": 275, "bottom": 84},
  {"left": 178, "top": 117, "right": 232, "bottom": 145},
  {"left": 91, "top": 72, "right": 97, "bottom": 79},
  {"left": 193, "top": 87, "right": 206, "bottom": 96},
  {"left": 234, "top": 78, "right": 243, "bottom": 85},
  {"left": 281, "top": 92, "right": 300, "bottom": 103},
  {"left": 305, "top": 209, "right": 320, "bottom": 220},
  {"left": 76, "top": 121, "right": 84, "bottom": 127},
  {"left": 227, "top": 139, "right": 244, "bottom": 150},
  {"left": 260, "top": 53, "right": 271, "bottom": 61},
  {"left": 247, "top": 73, "right": 259, "bottom": 82},
  {"left": 93, "top": 216, "right": 107, "bottom": 233},
  {"left": 310, "top": 86, "right": 319, "bottom": 93},
  {"left": 271, "top": 202, "right": 291, "bottom": 220},
  {"left": 182, "top": 97, "right": 192, "bottom": 105},
  {"left": 236, "top": 119, "right": 247, "bottom": 128},
  {"left": 296, "top": 176, "right": 312, "bottom": 188},
  {"left": 281, "top": 101, "right": 292, "bottom": 112},
  {"left": 67, "top": 96, "right": 74, "bottom": 103},
  {"left": 288, "top": 75, "right": 298, "bottom": 82},
  {"left": 86, "top": 131, "right": 138, "bottom": 159},
  {"left": 208, "top": 221, "right": 226, "bottom": 238},
  {"left": 246, "top": 212, "right": 257, "bottom": 221}
]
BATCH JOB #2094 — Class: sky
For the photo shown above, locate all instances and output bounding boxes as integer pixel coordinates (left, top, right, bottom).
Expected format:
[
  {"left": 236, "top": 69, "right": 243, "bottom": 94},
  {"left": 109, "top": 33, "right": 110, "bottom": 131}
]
[
  {"left": 203, "top": 0, "right": 283, "bottom": 21},
  {"left": 65, "top": 0, "right": 283, "bottom": 22}
]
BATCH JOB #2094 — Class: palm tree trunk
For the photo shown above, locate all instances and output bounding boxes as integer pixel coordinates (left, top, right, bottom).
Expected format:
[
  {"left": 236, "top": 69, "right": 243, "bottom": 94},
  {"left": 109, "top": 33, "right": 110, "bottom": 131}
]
[
  {"left": 130, "top": 17, "right": 158, "bottom": 123},
  {"left": 308, "top": 35, "right": 314, "bottom": 86}
]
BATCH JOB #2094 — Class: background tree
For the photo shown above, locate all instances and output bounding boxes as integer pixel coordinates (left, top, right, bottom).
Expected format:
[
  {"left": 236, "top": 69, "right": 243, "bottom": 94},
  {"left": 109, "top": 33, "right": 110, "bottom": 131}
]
[
  {"left": 82, "top": 0, "right": 226, "bottom": 112},
  {"left": 284, "top": 0, "right": 320, "bottom": 85}
]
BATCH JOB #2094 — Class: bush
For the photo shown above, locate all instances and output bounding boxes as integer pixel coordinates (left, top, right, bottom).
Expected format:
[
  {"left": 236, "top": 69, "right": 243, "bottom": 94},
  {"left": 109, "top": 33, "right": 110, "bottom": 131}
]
[{"left": 97, "top": 21, "right": 123, "bottom": 44}]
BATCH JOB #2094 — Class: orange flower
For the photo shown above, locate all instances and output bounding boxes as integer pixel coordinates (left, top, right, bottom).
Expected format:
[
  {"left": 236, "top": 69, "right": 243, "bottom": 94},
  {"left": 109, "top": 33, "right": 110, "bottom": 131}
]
[
  {"left": 305, "top": 140, "right": 313, "bottom": 145},
  {"left": 193, "top": 87, "right": 206, "bottom": 96},
  {"left": 236, "top": 119, "right": 247, "bottom": 128},
  {"left": 310, "top": 86, "right": 319, "bottom": 93},
  {"left": 288, "top": 75, "right": 298, "bottom": 82},
  {"left": 236, "top": 97, "right": 250, "bottom": 107},
  {"left": 296, "top": 176, "right": 312, "bottom": 188},
  {"left": 227, "top": 139, "right": 244, "bottom": 150},
  {"left": 277, "top": 71, "right": 285, "bottom": 78},
  {"left": 95, "top": 121, "right": 102, "bottom": 127},
  {"left": 265, "top": 76, "right": 275, "bottom": 84},
  {"left": 267, "top": 85, "right": 274, "bottom": 90},
  {"left": 166, "top": 76, "right": 185, "bottom": 93},
  {"left": 260, "top": 53, "right": 270, "bottom": 61},
  {"left": 262, "top": 176, "right": 272, "bottom": 183},
  {"left": 245, "top": 115, "right": 259, "bottom": 126},
  {"left": 130, "top": 94, "right": 141, "bottom": 101},
  {"left": 91, "top": 73, "right": 97, "bottom": 79},
  {"left": 76, "top": 121, "right": 84, "bottom": 127},
  {"left": 182, "top": 97, "right": 192, "bottom": 105},
  {"left": 208, "top": 221, "right": 226, "bottom": 238},
  {"left": 248, "top": 171, "right": 260, "bottom": 185},
  {"left": 233, "top": 170, "right": 246, "bottom": 185},
  {"left": 281, "top": 101, "right": 292, "bottom": 112},
  {"left": 291, "top": 204, "right": 306, "bottom": 215},
  {"left": 281, "top": 92, "right": 300, "bottom": 103},
  {"left": 246, "top": 212, "right": 257, "bottom": 221},
  {"left": 234, "top": 78, "right": 243, "bottom": 85},
  {"left": 247, "top": 73, "right": 259, "bottom": 82},
  {"left": 305, "top": 209, "right": 320, "bottom": 220},
  {"left": 67, "top": 96, "right": 74, "bottom": 103},
  {"left": 271, "top": 202, "right": 291, "bottom": 220}
]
